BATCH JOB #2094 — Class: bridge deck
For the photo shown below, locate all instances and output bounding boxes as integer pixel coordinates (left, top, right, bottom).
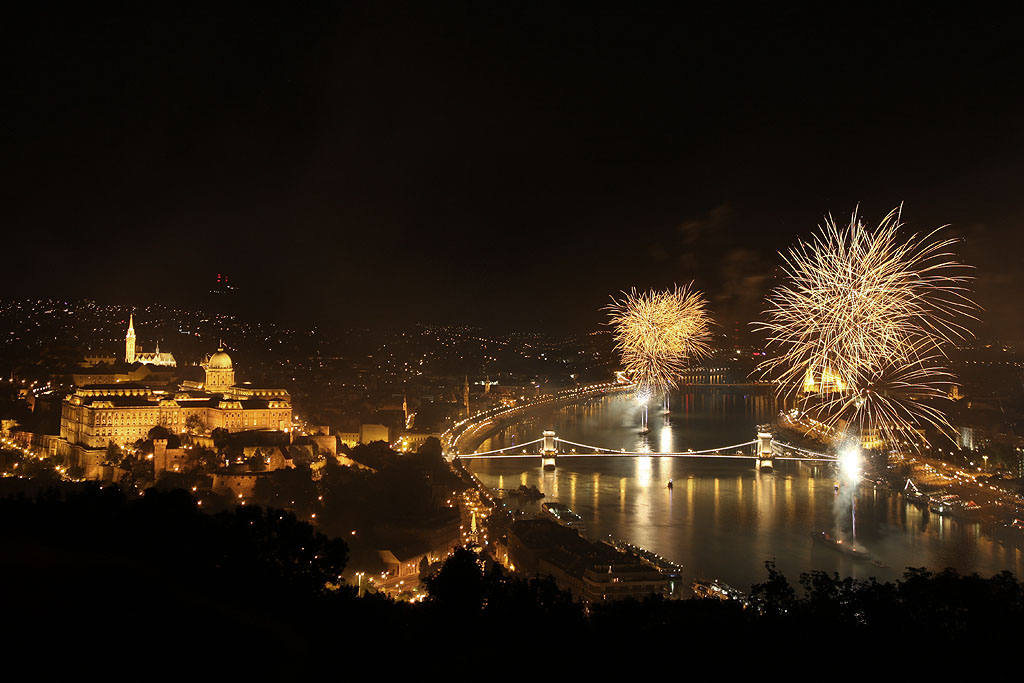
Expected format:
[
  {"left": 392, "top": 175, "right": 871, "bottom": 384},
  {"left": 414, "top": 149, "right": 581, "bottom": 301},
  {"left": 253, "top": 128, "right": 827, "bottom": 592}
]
[
  {"left": 449, "top": 431, "right": 835, "bottom": 462},
  {"left": 459, "top": 452, "right": 835, "bottom": 461}
]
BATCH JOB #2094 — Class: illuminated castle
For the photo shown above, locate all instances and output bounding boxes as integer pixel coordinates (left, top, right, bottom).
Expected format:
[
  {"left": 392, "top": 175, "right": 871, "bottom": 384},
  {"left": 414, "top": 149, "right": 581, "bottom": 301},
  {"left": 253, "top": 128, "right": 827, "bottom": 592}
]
[
  {"left": 125, "top": 314, "right": 176, "bottom": 367},
  {"left": 61, "top": 343, "right": 293, "bottom": 478}
]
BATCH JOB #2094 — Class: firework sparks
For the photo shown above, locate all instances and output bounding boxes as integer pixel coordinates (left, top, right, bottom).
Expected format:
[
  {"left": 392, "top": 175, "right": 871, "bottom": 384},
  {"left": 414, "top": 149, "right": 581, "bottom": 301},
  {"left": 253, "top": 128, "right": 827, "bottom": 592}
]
[
  {"left": 606, "top": 284, "right": 713, "bottom": 395},
  {"left": 756, "top": 206, "right": 977, "bottom": 449}
]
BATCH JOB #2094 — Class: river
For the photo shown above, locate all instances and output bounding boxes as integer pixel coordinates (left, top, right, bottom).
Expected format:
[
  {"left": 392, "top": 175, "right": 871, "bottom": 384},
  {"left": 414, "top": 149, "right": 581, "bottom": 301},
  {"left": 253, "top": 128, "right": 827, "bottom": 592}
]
[{"left": 466, "top": 390, "right": 1024, "bottom": 591}]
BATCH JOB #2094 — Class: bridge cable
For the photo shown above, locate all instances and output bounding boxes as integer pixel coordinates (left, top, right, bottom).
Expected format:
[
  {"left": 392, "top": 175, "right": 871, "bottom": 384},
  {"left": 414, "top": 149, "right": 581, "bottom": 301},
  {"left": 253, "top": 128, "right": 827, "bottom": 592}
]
[
  {"left": 554, "top": 437, "right": 758, "bottom": 456},
  {"left": 458, "top": 437, "right": 545, "bottom": 457}
]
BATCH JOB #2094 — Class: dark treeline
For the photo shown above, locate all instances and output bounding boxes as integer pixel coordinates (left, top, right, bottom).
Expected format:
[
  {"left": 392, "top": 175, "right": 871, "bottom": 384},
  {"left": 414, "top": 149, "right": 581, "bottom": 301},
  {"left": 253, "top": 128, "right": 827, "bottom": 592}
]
[{"left": 2, "top": 485, "right": 1021, "bottom": 675}]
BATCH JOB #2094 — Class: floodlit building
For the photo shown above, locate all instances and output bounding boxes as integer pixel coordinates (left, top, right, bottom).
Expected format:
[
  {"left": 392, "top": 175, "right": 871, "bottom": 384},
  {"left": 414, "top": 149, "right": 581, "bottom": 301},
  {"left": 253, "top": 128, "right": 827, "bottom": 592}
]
[
  {"left": 59, "top": 346, "right": 292, "bottom": 479},
  {"left": 360, "top": 423, "right": 390, "bottom": 444},
  {"left": 124, "top": 314, "right": 176, "bottom": 366},
  {"left": 201, "top": 347, "right": 235, "bottom": 390}
]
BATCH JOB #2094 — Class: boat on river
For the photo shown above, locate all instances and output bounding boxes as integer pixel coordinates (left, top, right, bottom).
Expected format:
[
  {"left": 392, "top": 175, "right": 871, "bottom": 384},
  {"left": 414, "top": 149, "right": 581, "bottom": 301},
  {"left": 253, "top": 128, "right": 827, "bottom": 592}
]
[
  {"left": 928, "top": 494, "right": 960, "bottom": 515},
  {"left": 692, "top": 578, "right": 748, "bottom": 606},
  {"left": 604, "top": 536, "right": 682, "bottom": 575},
  {"left": 811, "top": 531, "right": 874, "bottom": 561},
  {"left": 503, "top": 484, "right": 545, "bottom": 500},
  {"left": 542, "top": 501, "right": 588, "bottom": 537}
]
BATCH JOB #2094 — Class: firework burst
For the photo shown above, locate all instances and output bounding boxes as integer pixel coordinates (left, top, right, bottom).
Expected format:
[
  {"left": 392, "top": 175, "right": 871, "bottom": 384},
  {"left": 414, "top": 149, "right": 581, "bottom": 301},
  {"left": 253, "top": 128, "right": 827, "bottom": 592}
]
[
  {"left": 606, "top": 284, "right": 713, "bottom": 395},
  {"left": 756, "top": 206, "right": 977, "bottom": 449}
]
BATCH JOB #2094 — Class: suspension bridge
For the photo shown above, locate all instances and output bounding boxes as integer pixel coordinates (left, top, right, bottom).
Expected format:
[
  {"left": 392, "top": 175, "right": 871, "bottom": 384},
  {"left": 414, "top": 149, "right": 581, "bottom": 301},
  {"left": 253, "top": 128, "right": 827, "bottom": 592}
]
[{"left": 452, "top": 429, "right": 838, "bottom": 470}]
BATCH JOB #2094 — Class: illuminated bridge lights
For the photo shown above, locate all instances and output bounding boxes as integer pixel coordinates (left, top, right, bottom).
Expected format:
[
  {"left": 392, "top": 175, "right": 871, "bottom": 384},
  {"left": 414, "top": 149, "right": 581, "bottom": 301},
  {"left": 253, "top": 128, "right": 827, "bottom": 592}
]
[{"left": 456, "top": 433, "right": 837, "bottom": 461}]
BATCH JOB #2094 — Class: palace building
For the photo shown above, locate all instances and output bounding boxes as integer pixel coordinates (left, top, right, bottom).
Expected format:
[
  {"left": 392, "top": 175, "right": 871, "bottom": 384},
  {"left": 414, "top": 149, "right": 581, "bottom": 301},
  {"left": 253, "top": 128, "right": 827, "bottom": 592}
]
[
  {"left": 59, "top": 345, "right": 292, "bottom": 478},
  {"left": 201, "top": 347, "right": 235, "bottom": 390}
]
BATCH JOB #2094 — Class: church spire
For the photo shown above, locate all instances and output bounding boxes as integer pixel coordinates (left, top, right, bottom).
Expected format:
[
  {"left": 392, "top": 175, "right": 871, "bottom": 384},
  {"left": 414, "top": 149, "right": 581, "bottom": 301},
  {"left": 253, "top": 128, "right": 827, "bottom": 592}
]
[{"left": 125, "top": 313, "right": 136, "bottom": 364}]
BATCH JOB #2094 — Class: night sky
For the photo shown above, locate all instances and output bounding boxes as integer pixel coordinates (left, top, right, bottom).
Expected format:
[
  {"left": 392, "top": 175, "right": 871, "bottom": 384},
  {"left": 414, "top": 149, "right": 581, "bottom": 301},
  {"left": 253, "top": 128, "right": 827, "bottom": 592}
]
[{"left": 7, "top": 5, "right": 1023, "bottom": 337}]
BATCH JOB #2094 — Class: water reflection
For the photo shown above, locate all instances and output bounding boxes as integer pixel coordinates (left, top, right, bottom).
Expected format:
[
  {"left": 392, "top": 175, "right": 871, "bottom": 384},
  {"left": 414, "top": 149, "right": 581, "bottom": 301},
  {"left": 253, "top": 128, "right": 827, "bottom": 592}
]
[
  {"left": 658, "top": 420, "right": 673, "bottom": 454},
  {"left": 468, "top": 391, "right": 1023, "bottom": 590},
  {"left": 636, "top": 456, "right": 652, "bottom": 488}
]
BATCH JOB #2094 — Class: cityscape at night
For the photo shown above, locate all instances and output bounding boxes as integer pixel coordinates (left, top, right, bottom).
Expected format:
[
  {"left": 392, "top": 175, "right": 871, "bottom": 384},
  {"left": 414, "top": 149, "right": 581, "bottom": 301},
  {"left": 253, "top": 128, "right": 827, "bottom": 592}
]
[{"left": 4, "top": 3, "right": 1024, "bottom": 670}]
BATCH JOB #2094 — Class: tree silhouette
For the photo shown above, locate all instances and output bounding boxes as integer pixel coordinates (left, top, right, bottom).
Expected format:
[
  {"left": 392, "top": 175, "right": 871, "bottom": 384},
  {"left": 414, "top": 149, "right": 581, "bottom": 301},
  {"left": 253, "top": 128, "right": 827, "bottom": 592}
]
[{"left": 750, "top": 560, "right": 796, "bottom": 616}]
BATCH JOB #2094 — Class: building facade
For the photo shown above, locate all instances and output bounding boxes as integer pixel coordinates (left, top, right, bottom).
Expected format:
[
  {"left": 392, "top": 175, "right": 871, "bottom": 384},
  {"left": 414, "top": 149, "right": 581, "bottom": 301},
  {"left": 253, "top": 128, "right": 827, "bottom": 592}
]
[
  {"left": 124, "top": 314, "right": 176, "bottom": 366},
  {"left": 60, "top": 348, "right": 292, "bottom": 452}
]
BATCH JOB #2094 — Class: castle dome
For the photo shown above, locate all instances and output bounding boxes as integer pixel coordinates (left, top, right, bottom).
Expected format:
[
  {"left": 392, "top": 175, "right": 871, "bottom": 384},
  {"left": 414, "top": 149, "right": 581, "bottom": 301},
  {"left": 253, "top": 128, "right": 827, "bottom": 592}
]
[{"left": 208, "top": 348, "right": 233, "bottom": 369}]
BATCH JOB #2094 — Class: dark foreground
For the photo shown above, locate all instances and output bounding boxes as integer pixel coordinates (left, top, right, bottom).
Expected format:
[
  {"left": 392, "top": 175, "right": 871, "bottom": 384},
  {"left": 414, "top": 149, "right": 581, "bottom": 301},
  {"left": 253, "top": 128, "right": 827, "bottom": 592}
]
[{"left": 2, "top": 485, "right": 1021, "bottom": 675}]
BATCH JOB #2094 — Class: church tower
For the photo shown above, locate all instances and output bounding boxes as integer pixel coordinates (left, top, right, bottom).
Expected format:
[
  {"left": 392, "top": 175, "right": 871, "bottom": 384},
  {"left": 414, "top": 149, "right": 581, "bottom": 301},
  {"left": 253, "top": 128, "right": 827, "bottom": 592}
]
[{"left": 125, "top": 314, "right": 136, "bottom": 363}]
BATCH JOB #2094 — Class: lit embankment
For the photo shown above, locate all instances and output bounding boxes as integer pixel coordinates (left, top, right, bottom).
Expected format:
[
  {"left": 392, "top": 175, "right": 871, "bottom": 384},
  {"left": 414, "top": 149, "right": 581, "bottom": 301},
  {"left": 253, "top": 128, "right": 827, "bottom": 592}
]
[
  {"left": 441, "top": 381, "right": 631, "bottom": 459},
  {"left": 0, "top": 434, "right": 78, "bottom": 482}
]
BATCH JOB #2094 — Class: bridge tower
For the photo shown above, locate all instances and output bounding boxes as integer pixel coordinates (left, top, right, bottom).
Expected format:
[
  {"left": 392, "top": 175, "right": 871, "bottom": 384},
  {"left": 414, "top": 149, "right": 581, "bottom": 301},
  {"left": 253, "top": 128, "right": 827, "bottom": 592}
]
[
  {"left": 756, "top": 428, "right": 774, "bottom": 471},
  {"left": 542, "top": 430, "right": 557, "bottom": 470}
]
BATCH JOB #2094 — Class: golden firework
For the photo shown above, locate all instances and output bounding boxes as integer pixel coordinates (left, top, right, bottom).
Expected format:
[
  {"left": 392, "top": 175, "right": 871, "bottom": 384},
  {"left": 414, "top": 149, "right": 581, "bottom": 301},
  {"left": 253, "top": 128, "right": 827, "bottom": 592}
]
[
  {"left": 756, "top": 206, "right": 977, "bottom": 449},
  {"left": 606, "top": 284, "right": 713, "bottom": 395}
]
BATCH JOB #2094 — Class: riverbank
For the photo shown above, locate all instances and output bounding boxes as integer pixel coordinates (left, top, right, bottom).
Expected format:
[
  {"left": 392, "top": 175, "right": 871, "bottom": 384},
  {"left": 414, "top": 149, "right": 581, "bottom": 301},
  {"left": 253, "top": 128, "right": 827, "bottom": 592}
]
[{"left": 446, "top": 382, "right": 631, "bottom": 456}]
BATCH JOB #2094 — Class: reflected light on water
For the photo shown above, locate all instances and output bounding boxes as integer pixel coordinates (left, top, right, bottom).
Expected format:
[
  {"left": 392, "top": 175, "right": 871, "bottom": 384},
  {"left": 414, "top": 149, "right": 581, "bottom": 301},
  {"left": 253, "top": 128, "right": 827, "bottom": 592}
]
[
  {"left": 465, "top": 390, "right": 1024, "bottom": 589},
  {"left": 687, "top": 475, "right": 694, "bottom": 519},
  {"left": 636, "top": 455, "right": 652, "bottom": 488},
  {"left": 659, "top": 424, "right": 673, "bottom": 454}
]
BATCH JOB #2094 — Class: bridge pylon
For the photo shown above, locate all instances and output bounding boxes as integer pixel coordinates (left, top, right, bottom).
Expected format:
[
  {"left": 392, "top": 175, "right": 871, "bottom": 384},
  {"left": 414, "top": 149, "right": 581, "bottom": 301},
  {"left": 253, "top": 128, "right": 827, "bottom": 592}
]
[
  {"left": 542, "top": 430, "right": 557, "bottom": 470},
  {"left": 756, "top": 428, "right": 774, "bottom": 471}
]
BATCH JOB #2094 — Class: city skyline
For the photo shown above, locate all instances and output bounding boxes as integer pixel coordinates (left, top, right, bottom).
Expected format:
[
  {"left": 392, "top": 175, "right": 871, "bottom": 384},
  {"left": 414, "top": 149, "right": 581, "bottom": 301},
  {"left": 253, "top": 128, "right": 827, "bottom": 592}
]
[{"left": 4, "top": 5, "right": 1024, "bottom": 665}]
